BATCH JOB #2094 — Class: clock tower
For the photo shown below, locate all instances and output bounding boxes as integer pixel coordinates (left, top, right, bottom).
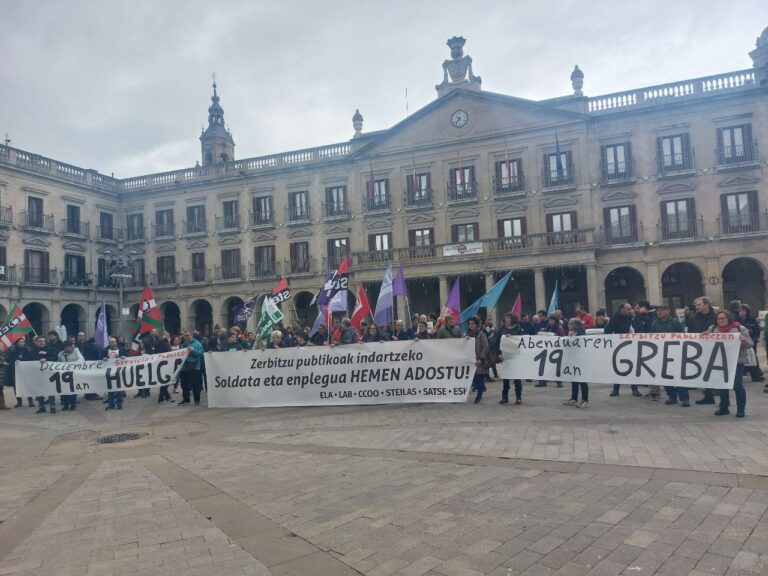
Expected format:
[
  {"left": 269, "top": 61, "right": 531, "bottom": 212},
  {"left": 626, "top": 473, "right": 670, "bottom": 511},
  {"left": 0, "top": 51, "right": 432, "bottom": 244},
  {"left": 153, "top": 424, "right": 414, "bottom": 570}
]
[{"left": 200, "top": 80, "right": 235, "bottom": 166}]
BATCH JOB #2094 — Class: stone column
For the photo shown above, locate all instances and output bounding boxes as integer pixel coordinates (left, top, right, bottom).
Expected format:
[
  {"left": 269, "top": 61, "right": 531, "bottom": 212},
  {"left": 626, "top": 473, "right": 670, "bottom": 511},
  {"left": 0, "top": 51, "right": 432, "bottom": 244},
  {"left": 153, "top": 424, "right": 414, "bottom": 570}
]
[
  {"left": 586, "top": 265, "right": 599, "bottom": 313},
  {"left": 485, "top": 271, "right": 496, "bottom": 325},
  {"left": 704, "top": 258, "right": 723, "bottom": 307},
  {"left": 438, "top": 275, "right": 448, "bottom": 310},
  {"left": 534, "top": 268, "right": 546, "bottom": 313},
  {"left": 646, "top": 262, "right": 661, "bottom": 307}
]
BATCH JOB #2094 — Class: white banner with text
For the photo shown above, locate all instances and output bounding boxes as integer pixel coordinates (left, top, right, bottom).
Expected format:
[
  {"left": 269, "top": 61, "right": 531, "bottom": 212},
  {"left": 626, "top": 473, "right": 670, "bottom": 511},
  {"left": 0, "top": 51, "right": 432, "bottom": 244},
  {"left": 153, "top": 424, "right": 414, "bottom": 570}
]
[
  {"left": 500, "top": 333, "right": 741, "bottom": 389},
  {"left": 15, "top": 350, "right": 190, "bottom": 397},
  {"left": 206, "top": 339, "right": 476, "bottom": 408}
]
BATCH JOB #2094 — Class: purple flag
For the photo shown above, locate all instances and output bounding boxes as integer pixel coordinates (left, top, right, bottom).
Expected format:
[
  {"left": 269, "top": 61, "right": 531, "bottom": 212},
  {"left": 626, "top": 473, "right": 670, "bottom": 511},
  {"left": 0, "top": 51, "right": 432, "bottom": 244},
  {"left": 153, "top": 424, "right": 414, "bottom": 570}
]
[
  {"left": 373, "top": 264, "right": 393, "bottom": 326},
  {"left": 309, "top": 304, "right": 328, "bottom": 338},
  {"left": 94, "top": 298, "right": 108, "bottom": 349},
  {"left": 393, "top": 265, "right": 407, "bottom": 297},
  {"left": 439, "top": 278, "right": 461, "bottom": 324}
]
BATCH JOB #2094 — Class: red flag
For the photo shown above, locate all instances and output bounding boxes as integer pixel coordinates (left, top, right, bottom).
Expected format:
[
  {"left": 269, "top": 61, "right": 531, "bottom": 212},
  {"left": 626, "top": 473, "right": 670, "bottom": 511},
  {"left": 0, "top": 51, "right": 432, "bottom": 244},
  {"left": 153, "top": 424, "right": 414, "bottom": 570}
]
[
  {"left": 130, "top": 285, "right": 163, "bottom": 355},
  {"left": 0, "top": 305, "right": 35, "bottom": 350},
  {"left": 271, "top": 277, "right": 291, "bottom": 304},
  {"left": 351, "top": 285, "right": 372, "bottom": 333},
  {"left": 511, "top": 293, "right": 522, "bottom": 317}
]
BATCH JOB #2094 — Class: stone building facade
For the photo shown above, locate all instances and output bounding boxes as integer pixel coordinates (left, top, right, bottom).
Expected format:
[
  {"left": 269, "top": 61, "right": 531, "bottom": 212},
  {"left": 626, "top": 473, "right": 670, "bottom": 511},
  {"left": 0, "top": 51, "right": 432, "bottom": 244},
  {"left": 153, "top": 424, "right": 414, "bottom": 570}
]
[{"left": 1, "top": 31, "right": 768, "bottom": 337}]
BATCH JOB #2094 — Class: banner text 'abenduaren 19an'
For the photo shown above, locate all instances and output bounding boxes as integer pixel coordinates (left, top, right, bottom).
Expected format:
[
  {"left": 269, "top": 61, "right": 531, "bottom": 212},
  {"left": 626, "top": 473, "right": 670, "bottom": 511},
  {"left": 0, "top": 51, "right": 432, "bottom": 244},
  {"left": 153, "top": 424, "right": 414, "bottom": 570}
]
[
  {"left": 500, "top": 333, "right": 741, "bottom": 389},
  {"left": 206, "top": 339, "right": 476, "bottom": 408},
  {"left": 15, "top": 349, "right": 190, "bottom": 397}
]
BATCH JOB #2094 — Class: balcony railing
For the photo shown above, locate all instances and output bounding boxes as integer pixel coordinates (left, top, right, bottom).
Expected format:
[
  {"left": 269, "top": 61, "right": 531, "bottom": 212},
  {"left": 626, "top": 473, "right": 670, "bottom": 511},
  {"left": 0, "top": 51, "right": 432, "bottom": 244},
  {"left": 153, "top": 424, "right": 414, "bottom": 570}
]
[
  {"left": 364, "top": 196, "right": 392, "bottom": 212},
  {"left": 182, "top": 219, "right": 207, "bottom": 235},
  {"left": 126, "top": 226, "right": 145, "bottom": 241},
  {"left": 488, "top": 236, "right": 530, "bottom": 251},
  {"left": 658, "top": 149, "right": 695, "bottom": 175},
  {"left": 249, "top": 211, "right": 273, "bottom": 227},
  {"left": 182, "top": 268, "right": 212, "bottom": 284},
  {"left": 215, "top": 214, "right": 241, "bottom": 232},
  {"left": 598, "top": 225, "right": 643, "bottom": 245},
  {"left": 215, "top": 265, "right": 244, "bottom": 281},
  {"left": 658, "top": 217, "right": 704, "bottom": 241},
  {"left": 22, "top": 268, "right": 58, "bottom": 285},
  {"left": 0, "top": 206, "right": 11, "bottom": 227},
  {"left": 403, "top": 188, "right": 433, "bottom": 208},
  {"left": 716, "top": 141, "right": 759, "bottom": 167},
  {"left": 544, "top": 230, "right": 588, "bottom": 246},
  {"left": 152, "top": 222, "right": 175, "bottom": 239},
  {"left": 96, "top": 226, "right": 123, "bottom": 241},
  {"left": 287, "top": 257, "right": 316, "bottom": 274},
  {"left": 97, "top": 274, "right": 119, "bottom": 288},
  {"left": 249, "top": 261, "right": 278, "bottom": 279},
  {"left": 354, "top": 250, "right": 393, "bottom": 265},
  {"left": 492, "top": 174, "right": 525, "bottom": 195},
  {"left": 286, "top": 205, "right": 310, "bottom": 223},
  {"left": 718, "top": 212, "right": 768, "bottom": 235},
  {"left": 599, "top": 156, "right": 635, "bottom": 184},
  {"left": 542, "top": 167, "right": 576, "bottom": 189},
  {"left": 393, "top": 246, "right": 437, "bottom": 261},
  {"left": 20, "top": 211, "right": 54, "bottom": 232},
  {"left": 0, "top": 265, "right": 17, "bottom": 282},
  {"left": 447, "top": 182, "right": 478, "bottom": 202},
  {"left": 61, "top": 219, "right": 90, "bottom": 238},
  {"left": 326, "top": 254, "right": 348, "bottom": 270},
  {"left": 61, "top": 272, "right": 93, "bottom": 286},
  {"left": 324, "top": 202, "right": 349, "bottom": 218},
  {"left": 151, "top": 271, "right": 178, "bottom": 286}
]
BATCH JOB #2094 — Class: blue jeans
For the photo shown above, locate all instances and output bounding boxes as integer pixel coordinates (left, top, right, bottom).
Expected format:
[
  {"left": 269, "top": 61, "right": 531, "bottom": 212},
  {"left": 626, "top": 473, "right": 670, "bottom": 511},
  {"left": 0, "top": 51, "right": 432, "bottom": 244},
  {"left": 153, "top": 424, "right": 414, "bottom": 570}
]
[
  {"left": 502, "top": 379, "right": 522, "bottom": 400},
  {"left": 664, "top": 386, "right": 689, "bottom": 402},
  {"left": 719, "top": 364, "right": 746, "bottom": 413},
  {"left": 107, "top": 391, "right": 123, "bottom": 408}
]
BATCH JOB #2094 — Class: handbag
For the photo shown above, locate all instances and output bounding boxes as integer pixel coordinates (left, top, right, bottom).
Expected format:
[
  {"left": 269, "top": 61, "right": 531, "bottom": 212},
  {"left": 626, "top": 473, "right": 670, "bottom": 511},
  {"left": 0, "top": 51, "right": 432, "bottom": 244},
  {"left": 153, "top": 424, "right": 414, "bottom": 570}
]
[{"left": 744, "top": 347, "right": 757, "bottom": 367}]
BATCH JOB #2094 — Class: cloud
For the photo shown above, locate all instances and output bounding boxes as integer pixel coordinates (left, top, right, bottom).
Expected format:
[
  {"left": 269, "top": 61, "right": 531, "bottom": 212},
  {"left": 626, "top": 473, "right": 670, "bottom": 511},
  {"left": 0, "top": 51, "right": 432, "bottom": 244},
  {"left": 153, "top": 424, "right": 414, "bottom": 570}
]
[{"left": 2, "top": 0, "right": 765, "bottom": 176}]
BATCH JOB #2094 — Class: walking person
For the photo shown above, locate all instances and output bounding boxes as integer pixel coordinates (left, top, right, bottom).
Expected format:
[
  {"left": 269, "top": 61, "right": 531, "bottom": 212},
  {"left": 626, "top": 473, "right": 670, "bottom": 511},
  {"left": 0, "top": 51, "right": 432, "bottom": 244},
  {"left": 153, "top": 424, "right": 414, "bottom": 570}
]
[
  {"left": 563, "top": 318, "right": 589, "bottom": 408},
  {"left": 606, "top": 303, "right": 641, "bottom": 397},
  {"left": 178, "top": 331, "right": 204, "bottom": 406},
  {"left": 57, "top": 339, "right": 83, "bottom": 411},
  {"left": 709, "top": 310, "right": 752, "bottom": 418},
  {"left": 497, "top": 313, "right": 523, "bottom": 405},
  {"left": 466, "top": 316, "right": 490, "bottom": 404}
]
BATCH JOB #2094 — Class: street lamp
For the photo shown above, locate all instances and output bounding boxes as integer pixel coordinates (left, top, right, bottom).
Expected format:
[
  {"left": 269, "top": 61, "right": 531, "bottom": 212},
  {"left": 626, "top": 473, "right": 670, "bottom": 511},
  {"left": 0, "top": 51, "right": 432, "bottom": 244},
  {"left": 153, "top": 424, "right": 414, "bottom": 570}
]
[{"left": 104, "top": 249, "right": 135, "bottom": 337}]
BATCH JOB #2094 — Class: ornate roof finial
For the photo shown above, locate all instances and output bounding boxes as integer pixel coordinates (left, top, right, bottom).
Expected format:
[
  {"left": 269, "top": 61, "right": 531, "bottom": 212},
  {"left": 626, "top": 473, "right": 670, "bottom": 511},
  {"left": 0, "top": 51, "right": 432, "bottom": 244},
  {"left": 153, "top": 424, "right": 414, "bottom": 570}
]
[
  {"left": 571, "top": 65, "right": 584, "bottom": 96},
  {"left": 352, "top": 109, "right": 363, "bottom": 137}
]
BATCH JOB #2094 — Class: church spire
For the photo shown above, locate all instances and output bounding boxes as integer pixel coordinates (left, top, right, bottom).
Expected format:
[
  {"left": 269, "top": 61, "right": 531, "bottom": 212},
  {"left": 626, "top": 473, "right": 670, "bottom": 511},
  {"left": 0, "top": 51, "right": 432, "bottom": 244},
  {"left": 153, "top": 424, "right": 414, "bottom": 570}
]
[{"left": 200, "top": 76, "right": 235, "bottom": 166}]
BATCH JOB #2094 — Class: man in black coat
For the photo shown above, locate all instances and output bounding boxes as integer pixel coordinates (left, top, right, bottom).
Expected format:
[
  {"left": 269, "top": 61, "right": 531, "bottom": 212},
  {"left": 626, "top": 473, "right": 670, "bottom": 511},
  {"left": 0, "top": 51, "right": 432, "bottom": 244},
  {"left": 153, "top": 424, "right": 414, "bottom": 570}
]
[
  {"left": 688, "top": 297, "right": 718, "bottom": 404},
  {"left": 26, "top": 335, "right": 58, "bottom": 413},
  {"left": 606, "top": 303, "right": 641, "bottom": 397}
]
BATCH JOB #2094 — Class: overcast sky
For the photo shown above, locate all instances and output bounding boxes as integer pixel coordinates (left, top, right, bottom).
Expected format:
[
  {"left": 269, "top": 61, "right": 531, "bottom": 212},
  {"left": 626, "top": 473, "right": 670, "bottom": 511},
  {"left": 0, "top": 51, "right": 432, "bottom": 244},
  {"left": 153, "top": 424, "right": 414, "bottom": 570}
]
[{"left": 2, "top": 0, "right": 766, "bottom": 177}]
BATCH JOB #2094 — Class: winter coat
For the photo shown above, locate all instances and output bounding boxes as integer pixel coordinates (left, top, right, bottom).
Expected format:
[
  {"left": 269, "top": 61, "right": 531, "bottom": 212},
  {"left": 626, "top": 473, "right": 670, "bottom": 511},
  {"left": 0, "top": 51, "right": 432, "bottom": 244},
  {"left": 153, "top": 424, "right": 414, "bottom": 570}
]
[
  {"left": 707, "top": 324, "right": 753, "bottom": 365},
  {"left": 469, "top": 329, "right": 490, "bottom": 375},
  {"left": 604, "top": 313, "right": 633, "bottom": 335},
  {"left": 687, "top": 308, "right": 716, "bottom": 334},
  {"left": 650, "top": 317, "right": 684, "bottom": 333}
]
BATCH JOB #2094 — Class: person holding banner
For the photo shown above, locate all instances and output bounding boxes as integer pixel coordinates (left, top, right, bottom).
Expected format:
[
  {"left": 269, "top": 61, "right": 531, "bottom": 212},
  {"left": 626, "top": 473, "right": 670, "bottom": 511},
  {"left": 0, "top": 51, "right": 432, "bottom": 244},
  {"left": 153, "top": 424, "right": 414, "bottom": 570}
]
[
  {"left": 689, "top": 297, "right": 718, "bottom": 405},
  {"left": 3, "top": 337, "right": 34, "bottom": 408},
  {"left": 498, "top": 313, "right": 523, "bottom": 405},
  {"left": 27, "top": 336, "right": 58, "bottom": 414},
  {"left": 178, "top": 331, "right": 204, "bottom": 405},
  {"left": 709, "top": 310, "right": 752, "bottom": 418},
  {"left": 563, "top": 318, "right": 589, "bottom": 408},
  {"left": 466, "top": 317, "right": 490, "bottom": 404},
  {"left": 649, "top": 305, "right": 689, "bottom": 407},
  {"left": 606, "top": 303, "right": 641, "bottom": 397},
  {"left": 103, "top": 337, "right": 126, "bottom": 410},
  {"left": 57, "top": 339, "right": 83, "bottom": 411}
]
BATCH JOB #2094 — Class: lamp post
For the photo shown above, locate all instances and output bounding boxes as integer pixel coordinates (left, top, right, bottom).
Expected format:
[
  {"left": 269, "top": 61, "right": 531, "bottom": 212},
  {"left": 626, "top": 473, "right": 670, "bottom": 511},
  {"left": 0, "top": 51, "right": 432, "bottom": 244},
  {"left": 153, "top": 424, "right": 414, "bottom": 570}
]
[{"left": 105, "top": 250, "right": 134, "bottom": 337}]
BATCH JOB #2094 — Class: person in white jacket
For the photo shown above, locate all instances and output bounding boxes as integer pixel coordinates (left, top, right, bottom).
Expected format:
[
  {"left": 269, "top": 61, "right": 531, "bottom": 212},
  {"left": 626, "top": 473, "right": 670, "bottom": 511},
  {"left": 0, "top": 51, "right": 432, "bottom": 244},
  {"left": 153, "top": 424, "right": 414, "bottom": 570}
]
[{"left": 57, "top": 338, "right": 83, "bottom": 411}]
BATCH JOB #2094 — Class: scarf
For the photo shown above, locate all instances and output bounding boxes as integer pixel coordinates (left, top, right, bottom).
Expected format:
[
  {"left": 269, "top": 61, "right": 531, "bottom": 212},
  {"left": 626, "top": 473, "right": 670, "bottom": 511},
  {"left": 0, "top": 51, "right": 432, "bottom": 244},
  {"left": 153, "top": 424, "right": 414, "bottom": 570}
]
[{"left": 714, "top": 320, "right": 741, "bottom": 333}]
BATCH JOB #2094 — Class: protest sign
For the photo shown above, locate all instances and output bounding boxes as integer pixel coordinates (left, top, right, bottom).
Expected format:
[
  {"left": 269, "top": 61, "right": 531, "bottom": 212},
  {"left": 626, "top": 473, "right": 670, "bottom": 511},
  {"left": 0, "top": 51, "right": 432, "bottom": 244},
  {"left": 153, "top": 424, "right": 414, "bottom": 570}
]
[
  {"left": 15, "top": 349, "right": 189, "bottom": 397},
  {"left": 206, "top": 339, "right": 476, "bottom": 408},
  {"left": 500, "top": 333, "right": 741, "bottom": 389}
]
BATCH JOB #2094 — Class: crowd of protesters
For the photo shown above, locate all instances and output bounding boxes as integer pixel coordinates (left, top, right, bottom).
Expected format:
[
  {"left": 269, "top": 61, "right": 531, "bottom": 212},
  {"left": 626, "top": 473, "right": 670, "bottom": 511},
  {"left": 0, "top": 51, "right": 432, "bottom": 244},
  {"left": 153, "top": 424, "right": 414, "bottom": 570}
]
[{"left": 0, "top": 295, "right": 763, "bottom": 418}]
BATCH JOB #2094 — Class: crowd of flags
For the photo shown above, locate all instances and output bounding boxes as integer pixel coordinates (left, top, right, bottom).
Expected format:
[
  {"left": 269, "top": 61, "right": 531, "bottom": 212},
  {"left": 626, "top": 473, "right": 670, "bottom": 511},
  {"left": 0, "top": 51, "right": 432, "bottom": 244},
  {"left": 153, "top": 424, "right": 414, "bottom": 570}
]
[{"left": 0, "top": 262, "right": 563, "bottom": 349}]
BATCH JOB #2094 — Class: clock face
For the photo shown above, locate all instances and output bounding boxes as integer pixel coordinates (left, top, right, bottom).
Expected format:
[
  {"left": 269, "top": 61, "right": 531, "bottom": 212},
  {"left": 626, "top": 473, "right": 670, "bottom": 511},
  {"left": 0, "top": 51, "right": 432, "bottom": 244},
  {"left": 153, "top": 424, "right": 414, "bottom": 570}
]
[{"left": 451, "top": 110, "right": 468, "bottom": 128}]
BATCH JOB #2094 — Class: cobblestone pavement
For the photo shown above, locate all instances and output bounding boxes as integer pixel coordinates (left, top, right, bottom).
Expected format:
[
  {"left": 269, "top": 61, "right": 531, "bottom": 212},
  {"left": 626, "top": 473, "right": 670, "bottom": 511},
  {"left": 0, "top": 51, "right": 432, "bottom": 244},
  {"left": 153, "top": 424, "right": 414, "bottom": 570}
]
[{"left": 1, "top": 376, "right": 768, "bottom": 576}]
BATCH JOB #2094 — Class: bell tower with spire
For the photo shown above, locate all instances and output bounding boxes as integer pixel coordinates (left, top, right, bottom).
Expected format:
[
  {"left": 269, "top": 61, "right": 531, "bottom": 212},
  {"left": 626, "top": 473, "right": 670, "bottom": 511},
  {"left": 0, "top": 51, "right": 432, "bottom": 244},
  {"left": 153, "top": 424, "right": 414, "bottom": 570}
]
[{"left": 200, "top": 77, "right": 235, "bottom": 166}]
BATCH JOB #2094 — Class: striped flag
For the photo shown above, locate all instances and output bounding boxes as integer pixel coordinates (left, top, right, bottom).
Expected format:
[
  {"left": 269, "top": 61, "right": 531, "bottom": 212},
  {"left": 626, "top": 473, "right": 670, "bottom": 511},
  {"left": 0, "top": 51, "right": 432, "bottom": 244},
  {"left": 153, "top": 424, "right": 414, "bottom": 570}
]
[
  {"left": 0, "top": 306, "right": 35, "bottom": 350},
  {"left": 130, "top": 285, "right": 163, "bottom": 355}
]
